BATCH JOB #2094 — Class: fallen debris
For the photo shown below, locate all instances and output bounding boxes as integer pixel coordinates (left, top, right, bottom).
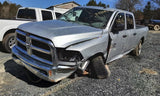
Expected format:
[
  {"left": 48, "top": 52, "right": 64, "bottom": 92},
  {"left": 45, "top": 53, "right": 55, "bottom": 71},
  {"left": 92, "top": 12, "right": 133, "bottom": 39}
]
[
  {"left": 117, "top": 78, "right": 120, "bottom": 82},
  {"left": 139, "top": 68, "right": 158, "bottom": 75}
]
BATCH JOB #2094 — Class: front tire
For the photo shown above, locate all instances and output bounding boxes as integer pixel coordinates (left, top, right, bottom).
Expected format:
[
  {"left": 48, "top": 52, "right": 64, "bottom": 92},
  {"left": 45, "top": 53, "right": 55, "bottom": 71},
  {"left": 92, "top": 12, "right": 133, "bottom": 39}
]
[
  {"left": 2, "top": 33, "right": 16, "bottom": 53},
  {"left": 89, "top": 56, "right": 110, "bottom": 79},
  {"left": 131, "top": 40, "right": 142, "bottom": 56}
]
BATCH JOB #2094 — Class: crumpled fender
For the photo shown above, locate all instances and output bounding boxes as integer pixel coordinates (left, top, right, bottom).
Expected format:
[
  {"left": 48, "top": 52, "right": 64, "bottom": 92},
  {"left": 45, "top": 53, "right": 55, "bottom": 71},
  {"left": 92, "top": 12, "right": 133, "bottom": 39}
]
[{"left": 66, "top": 33, "right": 109, "bottom": 60}]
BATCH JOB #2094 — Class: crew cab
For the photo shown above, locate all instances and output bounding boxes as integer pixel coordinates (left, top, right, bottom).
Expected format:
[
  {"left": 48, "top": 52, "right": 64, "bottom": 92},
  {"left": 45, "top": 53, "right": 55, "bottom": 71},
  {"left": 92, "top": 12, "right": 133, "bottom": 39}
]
[
  {"left": 12, "top": 6, "right": 148, "bottom": 82},
  {"left": 0, "top": 7, "right": 61, "bottom": 52}
]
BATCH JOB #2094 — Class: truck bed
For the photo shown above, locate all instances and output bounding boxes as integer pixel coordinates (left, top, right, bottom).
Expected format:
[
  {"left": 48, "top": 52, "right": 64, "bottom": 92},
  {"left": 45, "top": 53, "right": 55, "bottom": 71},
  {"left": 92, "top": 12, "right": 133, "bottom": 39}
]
[{"left": 136, "top": 25, "right": 147, "bottom": 29}]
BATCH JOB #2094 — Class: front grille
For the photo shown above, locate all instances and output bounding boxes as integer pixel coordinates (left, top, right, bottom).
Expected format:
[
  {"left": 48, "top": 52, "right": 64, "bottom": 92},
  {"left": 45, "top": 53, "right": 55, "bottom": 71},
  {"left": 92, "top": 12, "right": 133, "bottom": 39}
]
[
  {"left": 32, "top": 39, "right": 50, "bottom": 50},
  {"left": 32, "top": 49, "right": 52, "bottom": 61},
  {"left": 17, "top": 42, "right": 27, "bottom": 51},
  {"left": 17, "top": 33, "right": 26, "bottom": 42},
  {"left": 16, "top": 30, "right": 54, "bottom": 65}
]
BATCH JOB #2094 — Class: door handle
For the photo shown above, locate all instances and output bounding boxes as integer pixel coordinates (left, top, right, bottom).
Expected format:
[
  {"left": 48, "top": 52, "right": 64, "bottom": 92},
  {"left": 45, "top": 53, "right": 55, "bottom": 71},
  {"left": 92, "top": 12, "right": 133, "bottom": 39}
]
[
  {"left": 133, "top": 33, "right": 137, "bottom": 36},
  {"left": 112, "top": 43, "right": 116, "bottom": 48},
  {"left": 123, "top": 35, "right": 127, "bottom": 38}
]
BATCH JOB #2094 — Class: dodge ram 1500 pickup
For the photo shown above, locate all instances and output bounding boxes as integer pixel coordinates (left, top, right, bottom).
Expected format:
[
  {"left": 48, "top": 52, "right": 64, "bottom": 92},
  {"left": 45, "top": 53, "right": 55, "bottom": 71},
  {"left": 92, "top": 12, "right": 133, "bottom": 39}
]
[
  {"left": 12, "top": 6, "right": 148, "bottom": 82},
  {"left": 0, "top": 7, "right": 63, "bottom": 52}
]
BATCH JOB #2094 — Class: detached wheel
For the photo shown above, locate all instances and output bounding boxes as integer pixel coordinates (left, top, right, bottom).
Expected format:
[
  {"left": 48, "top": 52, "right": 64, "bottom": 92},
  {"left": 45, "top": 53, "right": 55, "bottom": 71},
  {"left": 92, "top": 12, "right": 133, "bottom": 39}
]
[
  {"left": 89, "top": 56, "right": 110, "bottom": 79},
  {"left": 131, "top": 40, "right": 142, "bottom": 56},
  {"left": 154, "top": 25, "right": 160, "bottom": 31},
  {"left": 2, "top": 33, "right": 16, "bottom": 53}
]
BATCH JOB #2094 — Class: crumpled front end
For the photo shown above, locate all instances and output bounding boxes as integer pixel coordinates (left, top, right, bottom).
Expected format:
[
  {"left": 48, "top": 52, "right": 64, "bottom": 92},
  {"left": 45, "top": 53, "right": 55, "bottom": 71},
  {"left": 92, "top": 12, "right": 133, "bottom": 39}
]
[{"left": 12, "top": 29, "right": 79, "bottom": 82}]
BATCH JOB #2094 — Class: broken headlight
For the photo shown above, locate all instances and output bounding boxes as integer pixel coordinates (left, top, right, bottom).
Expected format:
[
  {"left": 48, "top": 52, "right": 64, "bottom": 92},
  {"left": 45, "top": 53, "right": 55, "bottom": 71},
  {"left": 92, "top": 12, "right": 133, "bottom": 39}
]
[{"left": 56, "top": 48, "right": 83, "bottom": 62}]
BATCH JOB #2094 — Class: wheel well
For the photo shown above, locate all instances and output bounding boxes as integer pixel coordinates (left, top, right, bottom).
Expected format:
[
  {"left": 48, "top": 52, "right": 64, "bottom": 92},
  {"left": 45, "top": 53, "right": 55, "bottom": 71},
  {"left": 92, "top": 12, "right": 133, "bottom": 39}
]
[
  {"left": 88, "top": 52, "right": 105, "bottom": 63},
  {"left": 141, "top": 37, "right": 144, "bottom": 44},
  {"left": 3, "top": 29, "right": 16, "bottom": 39}
]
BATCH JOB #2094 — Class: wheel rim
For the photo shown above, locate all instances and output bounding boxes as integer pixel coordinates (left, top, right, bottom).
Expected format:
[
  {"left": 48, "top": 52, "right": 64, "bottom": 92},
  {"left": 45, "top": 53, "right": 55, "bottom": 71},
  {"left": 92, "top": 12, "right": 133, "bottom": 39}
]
[
  {"left": 138, "top": 42, "right": 142, "bottom": 55},
  {"left": 8, "top": 37, "right": 15, "bottom": 49},
  {"left": 154, "top": 25, "right": 160, "bottom": 31}
]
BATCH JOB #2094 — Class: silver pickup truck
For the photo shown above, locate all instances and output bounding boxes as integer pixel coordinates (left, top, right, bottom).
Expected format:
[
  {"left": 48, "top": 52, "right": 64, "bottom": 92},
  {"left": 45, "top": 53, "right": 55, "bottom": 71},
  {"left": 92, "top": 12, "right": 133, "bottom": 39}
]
[{"left": 12, "top": 6, "right": 148, "bottom": 82}]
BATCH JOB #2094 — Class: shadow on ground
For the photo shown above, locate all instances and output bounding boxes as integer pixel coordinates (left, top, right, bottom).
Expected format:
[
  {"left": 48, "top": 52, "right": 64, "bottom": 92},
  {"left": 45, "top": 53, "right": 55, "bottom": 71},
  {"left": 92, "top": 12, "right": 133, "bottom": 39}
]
[
  {"left": 4, "top": 59, "right": 59, "bottom": 87},
  {"left": 0, "top": 42, "right": 7, "bottom": 53}
]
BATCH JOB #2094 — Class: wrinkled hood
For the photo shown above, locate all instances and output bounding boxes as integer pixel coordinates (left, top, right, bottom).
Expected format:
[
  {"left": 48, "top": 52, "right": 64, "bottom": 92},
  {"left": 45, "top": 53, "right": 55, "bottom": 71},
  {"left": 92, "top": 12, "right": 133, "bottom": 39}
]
[{"left": 18, "top": 20, "right": 102, "bottom": 47}]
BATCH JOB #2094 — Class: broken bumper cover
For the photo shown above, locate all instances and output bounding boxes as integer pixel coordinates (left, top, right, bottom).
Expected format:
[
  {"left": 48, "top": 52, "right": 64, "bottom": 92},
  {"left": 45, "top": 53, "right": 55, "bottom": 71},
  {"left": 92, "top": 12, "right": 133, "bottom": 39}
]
[{"left": 12, "top": 46, "right": 77, "bottom": 82}]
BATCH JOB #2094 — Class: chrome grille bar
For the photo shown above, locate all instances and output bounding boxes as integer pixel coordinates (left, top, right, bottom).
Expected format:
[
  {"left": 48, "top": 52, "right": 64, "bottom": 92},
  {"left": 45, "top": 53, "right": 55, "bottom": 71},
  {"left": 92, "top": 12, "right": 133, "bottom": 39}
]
[
  {"left": 17, "top": 38, "right": 26, "bottom": 46},
  {"left": 31, "top": 45, "right": 51, "bottom": 54}
]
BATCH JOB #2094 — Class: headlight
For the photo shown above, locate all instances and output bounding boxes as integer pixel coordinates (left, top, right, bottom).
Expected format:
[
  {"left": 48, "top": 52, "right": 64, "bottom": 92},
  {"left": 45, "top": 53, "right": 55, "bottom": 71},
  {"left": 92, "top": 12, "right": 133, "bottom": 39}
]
[{"left": 56, "top": 48, "right": 83, "bottom": 62}]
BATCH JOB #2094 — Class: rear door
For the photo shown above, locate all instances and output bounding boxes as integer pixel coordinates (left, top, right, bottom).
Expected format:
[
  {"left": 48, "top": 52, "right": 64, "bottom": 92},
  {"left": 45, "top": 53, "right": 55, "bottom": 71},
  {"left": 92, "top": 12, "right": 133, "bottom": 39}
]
[
  {"left": 124, "top": 14, "right": 137, "bottom": 51},
  {"left": 107, "top": 12, "right": 128, "bottom": 62}
]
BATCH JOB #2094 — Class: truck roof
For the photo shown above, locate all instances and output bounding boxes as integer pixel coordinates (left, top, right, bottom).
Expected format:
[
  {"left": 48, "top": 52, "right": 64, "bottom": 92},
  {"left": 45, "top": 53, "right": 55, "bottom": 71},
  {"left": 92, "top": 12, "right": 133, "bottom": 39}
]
[
  {"left": 78, "top": 6, "right": 133, "bottom": 14},
  {"left": 19, "top": 7, "right": 52, "bottom": 11}
]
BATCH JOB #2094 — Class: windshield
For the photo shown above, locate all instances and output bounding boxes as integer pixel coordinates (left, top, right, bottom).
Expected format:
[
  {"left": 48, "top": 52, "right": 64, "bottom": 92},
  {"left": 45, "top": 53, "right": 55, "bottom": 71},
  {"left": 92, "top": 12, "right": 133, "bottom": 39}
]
[
  {"left": 59, "top": 7, "right": 113, "bottom": 29},
  {"left": 17, "top": 9, "right": 36, "bottom": 20}
]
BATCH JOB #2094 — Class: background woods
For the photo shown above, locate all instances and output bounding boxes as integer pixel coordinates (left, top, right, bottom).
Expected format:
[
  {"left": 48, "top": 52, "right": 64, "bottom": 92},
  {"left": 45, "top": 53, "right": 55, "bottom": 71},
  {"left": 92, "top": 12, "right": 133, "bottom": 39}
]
[
  {"left": 0, "top": 1, "right": 21, "bottom": 19},
  {"left": 0, "top": 0, "right": 160, "bottom": 21}
]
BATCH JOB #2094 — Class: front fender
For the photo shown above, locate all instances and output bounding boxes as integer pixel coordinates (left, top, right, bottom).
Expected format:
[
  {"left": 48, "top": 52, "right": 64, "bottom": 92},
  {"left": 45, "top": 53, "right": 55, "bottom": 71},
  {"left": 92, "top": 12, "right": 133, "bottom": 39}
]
[{"left": 66, "top": 33, "right": 109, "bottom": 60}]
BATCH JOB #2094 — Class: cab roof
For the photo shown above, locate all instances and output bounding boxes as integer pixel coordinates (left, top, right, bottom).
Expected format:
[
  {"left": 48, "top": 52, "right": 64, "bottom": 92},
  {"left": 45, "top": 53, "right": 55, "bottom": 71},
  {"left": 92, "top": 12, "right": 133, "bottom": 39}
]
[{"left": 77, "top": 6, "right": 133, "bottom": 14}]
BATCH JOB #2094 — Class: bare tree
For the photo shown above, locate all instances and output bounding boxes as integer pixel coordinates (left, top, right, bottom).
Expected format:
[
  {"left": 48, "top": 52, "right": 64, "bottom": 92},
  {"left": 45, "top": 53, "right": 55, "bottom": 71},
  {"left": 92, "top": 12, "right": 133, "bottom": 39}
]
[
  {"left": 152, "top": 0, "right": 160, "bottom": 6},
  {"left": 116, "top": 0, "right": 142, "bottom": 12}
]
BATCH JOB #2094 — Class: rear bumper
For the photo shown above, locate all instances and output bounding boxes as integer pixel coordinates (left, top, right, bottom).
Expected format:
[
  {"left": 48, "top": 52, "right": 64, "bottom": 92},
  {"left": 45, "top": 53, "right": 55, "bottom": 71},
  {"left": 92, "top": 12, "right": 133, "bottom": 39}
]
[{"left": 12, "top": 46, "right": 77, "bottom": 82}]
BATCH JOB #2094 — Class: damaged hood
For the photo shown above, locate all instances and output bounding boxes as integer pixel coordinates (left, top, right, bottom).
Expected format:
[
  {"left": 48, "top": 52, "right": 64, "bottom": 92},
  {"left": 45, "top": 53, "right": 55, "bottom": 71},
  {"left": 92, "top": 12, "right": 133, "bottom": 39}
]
[{"left": 18, "top": 20, "right": 102, "bottom": 47}]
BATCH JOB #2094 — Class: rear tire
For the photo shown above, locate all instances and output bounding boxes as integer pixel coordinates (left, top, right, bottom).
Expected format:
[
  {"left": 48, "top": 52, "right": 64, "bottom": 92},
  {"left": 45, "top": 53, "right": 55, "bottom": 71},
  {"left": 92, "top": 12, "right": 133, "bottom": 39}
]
[
  {"left": 2, "top": 33, "right": 16, "bottom": 53},
  {"left": 89, "top": 56, "right": 110, "bottom": 79},
  {"left": 154, "top": 25, "right": 160, "bottom": 31},
  {"left": 131, "top": 40, "right": 142, "bottom": 56}
]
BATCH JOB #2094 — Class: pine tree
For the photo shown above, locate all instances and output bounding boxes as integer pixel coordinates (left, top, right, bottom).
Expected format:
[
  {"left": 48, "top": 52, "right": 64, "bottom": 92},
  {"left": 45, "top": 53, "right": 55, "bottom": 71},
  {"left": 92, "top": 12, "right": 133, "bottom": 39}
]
[
  {"left": 86, "top": 0, "right": 97, "bottom": 6},
  {"left": 86, "top": 0, "right": 107, "bottom": 8},
  {"left": 143, "top": 2, "right": 152, "bottom": 20},
  {"left": 98, "top": 1, "right": 106, "bottom": 8}
]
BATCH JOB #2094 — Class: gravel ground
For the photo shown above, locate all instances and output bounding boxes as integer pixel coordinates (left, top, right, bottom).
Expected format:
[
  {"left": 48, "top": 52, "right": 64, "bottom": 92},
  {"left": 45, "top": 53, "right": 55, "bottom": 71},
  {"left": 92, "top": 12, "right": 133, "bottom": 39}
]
[{"left": 0, "top": 31, "right": 160, "bottom": 96}]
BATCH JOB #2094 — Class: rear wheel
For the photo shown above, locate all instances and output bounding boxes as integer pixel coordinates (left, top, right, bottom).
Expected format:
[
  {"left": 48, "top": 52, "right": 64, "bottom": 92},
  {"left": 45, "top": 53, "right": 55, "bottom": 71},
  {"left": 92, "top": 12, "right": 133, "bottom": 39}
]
[
  {"left": 131, "top": 40, "right": 142, "bottom": 56},
  {"left": 154, "top": 25, "right": 160, "bottom": 31},
  {"left": 2, "top": 33, "right": 16, "bottom": 53},
  {"left": 89, "top": 56, "right": 110, "bottom": 79}
]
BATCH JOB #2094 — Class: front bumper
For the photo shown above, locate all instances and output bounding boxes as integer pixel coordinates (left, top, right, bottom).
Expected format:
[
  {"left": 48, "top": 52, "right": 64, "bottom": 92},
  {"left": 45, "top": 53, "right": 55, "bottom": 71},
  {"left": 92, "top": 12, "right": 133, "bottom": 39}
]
[{"left": 12, "top": 46, "right": 77, "bottom": 82}]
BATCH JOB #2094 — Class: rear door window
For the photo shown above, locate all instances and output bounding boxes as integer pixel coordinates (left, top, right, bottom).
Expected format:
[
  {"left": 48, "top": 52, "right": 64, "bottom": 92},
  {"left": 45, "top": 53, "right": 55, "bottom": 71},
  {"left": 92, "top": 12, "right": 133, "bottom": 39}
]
[
  {"left": 41, "top": 11, "right": 53, "bottom": 20},
  {"left": 17, "top": 9, "right": 36, "bottom": 19},
  {"left": 126, "top": 14, "right": 134, "bottom": 29},
  {"left": 55, "top": 12, "right": 62, "bottom": 18}
]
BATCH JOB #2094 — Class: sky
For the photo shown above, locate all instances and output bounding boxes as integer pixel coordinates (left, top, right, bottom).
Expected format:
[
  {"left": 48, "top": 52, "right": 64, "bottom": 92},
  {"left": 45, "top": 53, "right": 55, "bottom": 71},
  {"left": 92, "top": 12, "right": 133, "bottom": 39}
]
[
  {"left": 0, "top": 0, "right": 157, "bottom": 9},
  {"left": 0, "top": 0, "right": 117, "bottom": 8}
]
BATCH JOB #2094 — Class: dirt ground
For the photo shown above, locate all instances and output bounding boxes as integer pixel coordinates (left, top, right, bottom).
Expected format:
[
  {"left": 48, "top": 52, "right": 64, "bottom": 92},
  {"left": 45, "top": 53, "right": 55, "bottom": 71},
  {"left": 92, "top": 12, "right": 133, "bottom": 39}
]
[{"left": 0, "top": 31, "right": 160, "bottom": 96}]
